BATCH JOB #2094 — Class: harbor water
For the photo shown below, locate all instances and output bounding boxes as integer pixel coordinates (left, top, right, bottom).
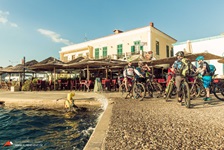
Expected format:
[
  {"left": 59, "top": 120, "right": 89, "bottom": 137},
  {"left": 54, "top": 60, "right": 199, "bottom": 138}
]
[{"left": 0, "top": 106, "right": 103, "bottom": 150}]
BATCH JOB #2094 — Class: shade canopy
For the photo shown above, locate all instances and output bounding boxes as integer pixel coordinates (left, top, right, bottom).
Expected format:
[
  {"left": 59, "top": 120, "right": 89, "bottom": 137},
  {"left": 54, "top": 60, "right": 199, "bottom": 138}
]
[
  {"left": 64, "top": 57, "right": 127, "bottom": 69},
  {"left": 143, "top": 52, "right": 222, "bottom": 66},
  {"left": 66, "top": 56, "right": 85, "bottom": 64},
  {"left": 30, "top": 57, "right": 64, "bottom": 71},
  {"left": 218, "top": 58, "right": 224, "bottom": 63},
  {"left": 1, "top": 65, "right": 14, "bottom": 73},
  {"left": 0, "top": 60, "right": 38, "bottom": 73}
]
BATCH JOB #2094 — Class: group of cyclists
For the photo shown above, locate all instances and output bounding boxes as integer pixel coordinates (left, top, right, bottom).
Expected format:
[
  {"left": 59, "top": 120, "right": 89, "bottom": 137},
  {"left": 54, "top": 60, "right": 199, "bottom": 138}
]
[{"left": 122, "top": 50, "right": 215, "bottom": 103}]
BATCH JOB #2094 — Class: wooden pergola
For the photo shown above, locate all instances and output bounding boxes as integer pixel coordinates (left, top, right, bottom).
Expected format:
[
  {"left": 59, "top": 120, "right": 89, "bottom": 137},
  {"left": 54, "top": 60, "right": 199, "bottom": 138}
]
[
  {"left": 218, "top": 58, "right": 224, "bottom": 63},
  {"left": 30, "top": 57, "right": 65, "bottom": 90},
  {"left": 145, "top": 52, "right": 222, "bottom": 66},
  {"left": 64, "top": 58, "right": 127, "bottom": 80}
]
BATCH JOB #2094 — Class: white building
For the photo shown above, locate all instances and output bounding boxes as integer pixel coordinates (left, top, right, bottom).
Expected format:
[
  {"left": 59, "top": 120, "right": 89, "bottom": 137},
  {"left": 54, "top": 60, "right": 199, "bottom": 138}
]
[
  {"left": 59, "top": 22, "right": 177, "bottom": 63},
  {"left": 173, "top": 34, "right": 224, "bottom": 76}
]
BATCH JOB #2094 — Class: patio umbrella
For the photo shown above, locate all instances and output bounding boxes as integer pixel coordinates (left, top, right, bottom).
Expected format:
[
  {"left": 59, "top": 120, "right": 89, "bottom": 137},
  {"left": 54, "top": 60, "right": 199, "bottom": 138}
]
[{"left": 30, "top": 57, "right": 65, "bottom": 90}]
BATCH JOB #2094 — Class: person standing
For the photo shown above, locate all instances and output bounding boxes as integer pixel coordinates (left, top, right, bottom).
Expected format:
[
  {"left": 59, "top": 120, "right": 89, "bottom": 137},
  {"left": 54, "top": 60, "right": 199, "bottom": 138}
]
[
  {"left": 196, "top": 56, "right": 212, "bottom": 101},
  {"left": 123, "top": 61, "right": 135, "bottom": 91},
  {"left": 135, "top": 61, "right": 148, "bottom": 79},
  {"left": 172, "top": 51, "right": 190, "bottom": 103},
  {"left": 123, "top": 61, "right": 143, "bottom": 91}
]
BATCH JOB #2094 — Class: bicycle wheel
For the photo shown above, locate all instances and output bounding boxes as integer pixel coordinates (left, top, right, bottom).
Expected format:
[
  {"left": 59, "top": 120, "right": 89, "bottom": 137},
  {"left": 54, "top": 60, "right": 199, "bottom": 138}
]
[
  {"left": 213, "top": 83, "right": 224, "bottom": 101},
  {"left": 132, "top": 82, "right": 145, "bottom": 101},
  {"left": 145, "top": 82, "right": 153, "bottom": 98},
  {"left": 165, "top": 82, "right": 174, "bottom": 102},
  {"left": 119, "top": 83, "right": 127, "bottom": 98},
  {"left": 199, "top": 83, "right": 206, "bottom": 97},
  {"left": 152, "top": 82, "right": 163, "bottom": 98},
  {"left": 171, "top": 86, "right": 177, "bottom": 97},
  {"left": 182, "top": 81, "right": 190, "bottom": 108},
  {"left": 189, "top": 83, "right": 201, "bottom": 99}
]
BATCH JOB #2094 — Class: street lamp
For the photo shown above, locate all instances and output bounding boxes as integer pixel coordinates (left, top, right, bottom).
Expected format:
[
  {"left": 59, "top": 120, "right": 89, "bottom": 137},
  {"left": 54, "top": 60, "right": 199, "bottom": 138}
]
[{"left": 21, "top": 56, "right": 26, "bottom": 84}]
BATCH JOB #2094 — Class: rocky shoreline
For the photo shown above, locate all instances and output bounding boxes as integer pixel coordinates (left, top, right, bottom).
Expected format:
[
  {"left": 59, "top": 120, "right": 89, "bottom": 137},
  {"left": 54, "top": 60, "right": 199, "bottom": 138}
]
[{"left": 103, "top": 94, "right": 224, "bottom": 149}]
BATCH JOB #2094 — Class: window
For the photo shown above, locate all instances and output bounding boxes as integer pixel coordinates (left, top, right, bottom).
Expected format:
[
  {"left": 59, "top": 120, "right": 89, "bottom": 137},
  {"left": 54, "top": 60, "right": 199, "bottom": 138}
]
[
  {"left": 171, "top": 47, "right": 174, "bottom": 57},
  {"left": 131, "top": 46, "right": 135, "bottom": 54},
  {"left": 166, "top": 45, "right": 169, "bottom": 57},
  {"left": 134, "top": 41, "right": 140, "bottom": 45},
  {"left": 117, "top": 44, "right": 123, "bottom": 58},
  {"left": 140, "top": 45, "right": 143, "bottom": 51},
  {"left": 72, "top": 55, "right": 76, "bottom": 60},
  {"left": 133, "top": 40, "right": 143, "bottom": 52},
  {"left": 95, "top": 48, "right": 99, "bottom": 59},
  {"left": 156, "top": 41, "right": 159, "bottom": 55},
  {"left": 103, "top": 47, "right": 107, "bottom": 58}
]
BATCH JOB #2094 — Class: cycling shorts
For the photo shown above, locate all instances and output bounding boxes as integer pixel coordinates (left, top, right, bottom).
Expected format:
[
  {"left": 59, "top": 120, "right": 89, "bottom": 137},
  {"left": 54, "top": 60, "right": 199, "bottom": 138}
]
[{"left": 202, "top": 75, "right": 212, "bottom": 88}]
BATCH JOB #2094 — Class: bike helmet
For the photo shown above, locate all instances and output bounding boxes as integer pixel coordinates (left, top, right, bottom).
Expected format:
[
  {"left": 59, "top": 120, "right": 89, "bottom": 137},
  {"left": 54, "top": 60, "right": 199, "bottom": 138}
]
[
  {"left": 196, "top": 56, "right": 204, "bottom": 61},
  {"left": 175, "top": 51, "right": 184, "bottom": 57}
]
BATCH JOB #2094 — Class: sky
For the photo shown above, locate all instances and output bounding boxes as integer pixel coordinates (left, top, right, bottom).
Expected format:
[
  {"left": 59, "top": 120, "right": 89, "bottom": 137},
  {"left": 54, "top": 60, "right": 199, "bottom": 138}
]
[{"left": 1, "top": 0, "right": 224, "bottom": 67}]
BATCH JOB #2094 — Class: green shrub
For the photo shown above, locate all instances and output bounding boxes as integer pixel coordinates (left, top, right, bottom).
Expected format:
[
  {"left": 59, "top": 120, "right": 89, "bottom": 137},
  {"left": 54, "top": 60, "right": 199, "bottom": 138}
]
[{"left": 22, "top": 80, "right": 32, "bottom": 91}]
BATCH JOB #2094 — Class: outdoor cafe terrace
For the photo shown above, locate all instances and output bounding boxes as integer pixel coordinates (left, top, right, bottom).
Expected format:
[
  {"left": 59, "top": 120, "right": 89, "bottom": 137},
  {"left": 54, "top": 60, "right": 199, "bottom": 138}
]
[{"left": 0, "top": 52, "right": 223, "bottom": 92}]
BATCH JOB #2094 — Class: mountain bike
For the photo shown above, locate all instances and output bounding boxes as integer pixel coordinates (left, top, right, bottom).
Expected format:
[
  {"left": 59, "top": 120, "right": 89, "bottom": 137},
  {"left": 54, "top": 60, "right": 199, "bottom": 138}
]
[
  {"left": 165, "top": 75, "right": 190, "bottom": 108},
  {"left": 179, "top": 77, "right": 191, "bottom": 108},
  {"left": 119, "top": 77, "right": 145, "bottom": 101},
  {"left": 164, "top": 73, "right": 177, "bottom": 101},
  {"left": 145, "top": 74, "right": 163, "bottom": 98},
  {"left": 187, "top": 73, "right": 202, "bottom": 100},
  {"left": 211, "top": 78, "right": 224, "bottom": 101},
  {"left": 196, "top": 74, "right": 224, "bottom": 101}
]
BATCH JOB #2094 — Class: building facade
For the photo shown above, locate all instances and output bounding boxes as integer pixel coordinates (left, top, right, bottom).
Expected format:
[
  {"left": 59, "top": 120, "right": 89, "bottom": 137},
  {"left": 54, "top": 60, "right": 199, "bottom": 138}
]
[
  {"left": 173, "top": 34, "right": 224, "bottom": 76},
  {"left": 59, "top": 22, "right": 177, "bottom": 62}
]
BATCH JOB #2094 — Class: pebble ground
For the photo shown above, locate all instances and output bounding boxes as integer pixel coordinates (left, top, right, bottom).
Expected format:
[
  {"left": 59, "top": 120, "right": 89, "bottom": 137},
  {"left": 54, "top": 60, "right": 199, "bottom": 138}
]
[{"left": 104, "top": 95, "right": 224, "bottom": 150}]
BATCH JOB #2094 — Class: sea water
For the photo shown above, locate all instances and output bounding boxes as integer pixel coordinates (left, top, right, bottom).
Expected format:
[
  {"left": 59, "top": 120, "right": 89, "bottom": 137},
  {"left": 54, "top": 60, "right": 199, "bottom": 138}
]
[{"left": 0, "top": 106, "right": 103, "bottom": 150}]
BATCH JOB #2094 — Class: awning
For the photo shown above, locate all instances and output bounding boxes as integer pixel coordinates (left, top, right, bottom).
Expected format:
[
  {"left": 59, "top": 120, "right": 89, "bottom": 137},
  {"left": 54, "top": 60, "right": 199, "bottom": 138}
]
[
  {"left": 218, "top": 58, "right": 224, "bottom": 63},
  {"left": 143, "top": 52, "right": 222, "bottom": 66}
]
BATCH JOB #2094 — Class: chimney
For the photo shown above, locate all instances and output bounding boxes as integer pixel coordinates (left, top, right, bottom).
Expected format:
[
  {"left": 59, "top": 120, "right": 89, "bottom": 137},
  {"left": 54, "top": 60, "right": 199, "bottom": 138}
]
[
  {"left": 150, "top": 22, "right": 154, "bottom": 27},
  {"left": 113, "top": 29, "right": 123, "bottom": 34}
]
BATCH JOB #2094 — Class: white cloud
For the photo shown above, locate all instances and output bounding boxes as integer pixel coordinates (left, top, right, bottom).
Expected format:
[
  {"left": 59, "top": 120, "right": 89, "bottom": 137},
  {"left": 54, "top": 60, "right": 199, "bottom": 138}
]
[
  {"left": 37, "top": 28, "right": 74, "bottom": 45},
  {"left": 0, "top": 10, "right": 18, "bottom": 27},
  {"left": 10, "top": 23, "right": 18, "bottom": 27}
]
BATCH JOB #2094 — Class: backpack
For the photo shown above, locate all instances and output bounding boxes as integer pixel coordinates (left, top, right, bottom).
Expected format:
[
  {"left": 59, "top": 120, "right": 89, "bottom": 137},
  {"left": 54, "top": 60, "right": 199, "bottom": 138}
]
[
  {"left": 204, "top": 62, "right": 216, "bottom": 76},
  {"left": 180, "top": 58, "right": 191, "bottom": 76}
]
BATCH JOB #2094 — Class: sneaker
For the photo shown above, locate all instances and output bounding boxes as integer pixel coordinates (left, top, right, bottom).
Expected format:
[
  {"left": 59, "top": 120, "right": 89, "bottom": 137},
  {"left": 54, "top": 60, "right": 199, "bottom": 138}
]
[{"left": 203, "top": 97, "right": 211, "bottom": 101}]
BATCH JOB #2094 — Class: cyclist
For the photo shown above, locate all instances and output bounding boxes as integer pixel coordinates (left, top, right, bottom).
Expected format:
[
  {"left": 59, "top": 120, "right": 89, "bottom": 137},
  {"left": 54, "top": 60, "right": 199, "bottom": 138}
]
[
  {"left": 135, "top": 61, "right": 150, "bottom": 79},
  {"left": 195, "top": 56, "right": 212, "bottom": 101},
  {"left": 172, "top": 51, "right": 190, "bottom": 103},
  {"left": 123, "top": 61, "right": 143, "bottom": 91},
  {"left": 142, "top": 63, "right": 151, "bottom": 78}
]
